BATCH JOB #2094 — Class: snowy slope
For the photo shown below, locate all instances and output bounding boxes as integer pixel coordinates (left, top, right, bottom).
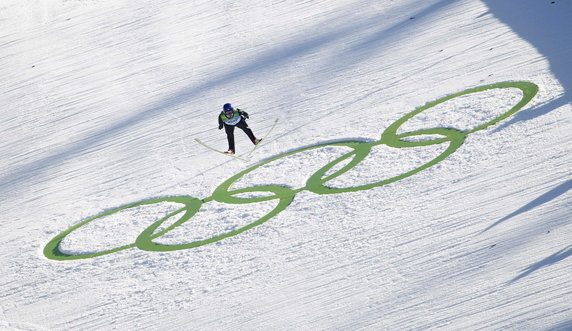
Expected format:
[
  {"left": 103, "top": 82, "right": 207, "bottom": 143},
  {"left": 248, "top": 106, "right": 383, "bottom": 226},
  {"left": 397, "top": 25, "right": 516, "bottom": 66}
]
[{"left": 1, "top": 0, "right": 571, "bottom": 330}]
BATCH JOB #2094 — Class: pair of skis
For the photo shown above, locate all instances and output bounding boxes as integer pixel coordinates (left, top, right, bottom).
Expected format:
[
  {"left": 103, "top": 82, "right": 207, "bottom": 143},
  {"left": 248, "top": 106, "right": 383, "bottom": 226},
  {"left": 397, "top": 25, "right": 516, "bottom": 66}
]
[{"left": 195, "top": 118, "right": 278, "bottom": 162}]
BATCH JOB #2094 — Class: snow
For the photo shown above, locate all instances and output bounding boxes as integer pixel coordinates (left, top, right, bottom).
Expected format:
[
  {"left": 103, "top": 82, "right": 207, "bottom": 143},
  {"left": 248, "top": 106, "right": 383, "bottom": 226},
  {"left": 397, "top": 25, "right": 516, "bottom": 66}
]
[{"left": 1, "top": 0, "right": 571, "bottom": 329}]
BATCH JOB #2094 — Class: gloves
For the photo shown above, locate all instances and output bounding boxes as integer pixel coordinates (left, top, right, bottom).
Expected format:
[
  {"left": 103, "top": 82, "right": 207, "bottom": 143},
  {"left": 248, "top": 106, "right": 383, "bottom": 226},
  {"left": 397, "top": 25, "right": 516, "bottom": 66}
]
[
  {"left": 218, "top": 124, "right": 223, "bottom": 130},
  {"left": 241, "top": 111, "right": 249, "bottom": 119}
]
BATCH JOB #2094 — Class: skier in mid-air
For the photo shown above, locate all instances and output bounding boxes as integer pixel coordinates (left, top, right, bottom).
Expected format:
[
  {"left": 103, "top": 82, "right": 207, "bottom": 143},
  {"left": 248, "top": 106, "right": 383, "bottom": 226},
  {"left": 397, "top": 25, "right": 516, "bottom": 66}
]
[{"left": 218, "top": 103, "right": 260, "bottom": 154}]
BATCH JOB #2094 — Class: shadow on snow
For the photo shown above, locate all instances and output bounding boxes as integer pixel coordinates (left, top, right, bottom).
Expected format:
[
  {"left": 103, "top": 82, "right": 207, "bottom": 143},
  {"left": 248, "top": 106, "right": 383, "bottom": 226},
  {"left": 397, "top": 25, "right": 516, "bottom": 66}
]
[
  {"left": 482, "top": 0, "right": 572, "bottom": 131},
  {"left": 482, "top": 179, "right": 572, "bottom": 232},
  {"left": 509, "top": 245, "right": 572, "bottom": 283}
]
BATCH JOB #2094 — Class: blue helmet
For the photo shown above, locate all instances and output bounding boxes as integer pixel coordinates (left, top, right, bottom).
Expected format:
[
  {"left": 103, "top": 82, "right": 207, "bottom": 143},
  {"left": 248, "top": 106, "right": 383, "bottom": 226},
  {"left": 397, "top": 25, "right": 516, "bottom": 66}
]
[{"left": 223, "top": 103, "right": 233, "bottom": 112}]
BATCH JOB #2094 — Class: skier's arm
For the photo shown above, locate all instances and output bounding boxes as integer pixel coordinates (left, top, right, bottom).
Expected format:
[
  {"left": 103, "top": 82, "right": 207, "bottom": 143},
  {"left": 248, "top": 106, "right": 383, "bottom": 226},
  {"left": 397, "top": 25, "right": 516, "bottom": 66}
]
[
  {"left": 238, "top": 109, "right": 249, "bottom": 119},
  {"left": 218, "top": 115, "right": 223, "bottom": 129}
]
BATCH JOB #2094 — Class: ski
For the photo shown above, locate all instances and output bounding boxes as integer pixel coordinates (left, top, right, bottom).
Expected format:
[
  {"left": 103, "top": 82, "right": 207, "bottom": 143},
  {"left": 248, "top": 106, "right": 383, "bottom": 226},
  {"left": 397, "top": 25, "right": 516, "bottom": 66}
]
[
  {"left": 195, "top": 118, "right": 278, "bottom": 162},
  {"left": 246, "top": 118, "right": 279, "bottom": 158},
  {"left": 194, "top": 138, "right": 250, "bottom": 162}
]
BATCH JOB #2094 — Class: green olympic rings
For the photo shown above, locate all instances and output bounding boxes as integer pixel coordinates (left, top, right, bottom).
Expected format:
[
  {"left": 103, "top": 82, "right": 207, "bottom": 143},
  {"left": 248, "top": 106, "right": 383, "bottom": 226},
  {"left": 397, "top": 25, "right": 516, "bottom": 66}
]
[{"left": 43, "top": 81, "right": 538, "bottom": 260}]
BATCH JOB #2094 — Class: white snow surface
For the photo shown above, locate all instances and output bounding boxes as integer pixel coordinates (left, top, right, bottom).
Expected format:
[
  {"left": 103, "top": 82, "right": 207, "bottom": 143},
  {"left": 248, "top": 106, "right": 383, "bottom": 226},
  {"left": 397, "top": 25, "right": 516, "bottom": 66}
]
[{"left": 1, "top": 0, "right": 571, "bottom": 330}]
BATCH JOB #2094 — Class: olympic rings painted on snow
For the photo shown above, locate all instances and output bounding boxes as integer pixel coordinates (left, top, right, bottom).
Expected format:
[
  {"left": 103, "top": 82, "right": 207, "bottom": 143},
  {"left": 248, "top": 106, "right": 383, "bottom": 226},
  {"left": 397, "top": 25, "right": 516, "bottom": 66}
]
[{"left": 43, "top": 81, "right": 538, "bottom": 260}]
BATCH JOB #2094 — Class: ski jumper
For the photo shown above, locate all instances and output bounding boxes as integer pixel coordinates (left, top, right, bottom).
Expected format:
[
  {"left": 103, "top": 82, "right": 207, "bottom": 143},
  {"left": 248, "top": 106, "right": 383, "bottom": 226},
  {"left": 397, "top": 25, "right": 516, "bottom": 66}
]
[{"left": 218, "top": 108, "right": 257, "bottom": 152}]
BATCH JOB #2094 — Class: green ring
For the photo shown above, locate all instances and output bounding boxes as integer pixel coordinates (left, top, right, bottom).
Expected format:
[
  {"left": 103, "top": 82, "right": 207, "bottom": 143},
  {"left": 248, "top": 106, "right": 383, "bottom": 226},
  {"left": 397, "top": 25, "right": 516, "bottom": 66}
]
[
  {"left": 381, "top": 81, "right": 539, "bottom": 146},
  {"left": 135, "top": 186, "right": 294, "bottom": 252},
  {"left": 43, "top": 196, "right": 198, "bottom": 260}
]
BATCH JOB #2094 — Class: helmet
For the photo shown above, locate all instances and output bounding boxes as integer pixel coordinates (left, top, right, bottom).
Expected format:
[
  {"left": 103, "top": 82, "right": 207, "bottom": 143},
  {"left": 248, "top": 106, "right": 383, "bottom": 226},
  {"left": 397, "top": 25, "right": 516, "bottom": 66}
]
[{"left": 223, "top": 103, "right": 233, "bottom": 112}]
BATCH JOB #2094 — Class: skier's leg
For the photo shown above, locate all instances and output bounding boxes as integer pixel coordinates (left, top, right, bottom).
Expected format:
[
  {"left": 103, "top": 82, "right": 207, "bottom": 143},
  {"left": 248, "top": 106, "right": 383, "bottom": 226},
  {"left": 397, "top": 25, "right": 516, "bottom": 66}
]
[
  {"left": 224, "top": 124, "right": 236, "bottom": 152},
  {"left": 236, "top": 120, "right": 258, "bottom": 144}
]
